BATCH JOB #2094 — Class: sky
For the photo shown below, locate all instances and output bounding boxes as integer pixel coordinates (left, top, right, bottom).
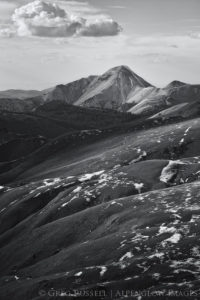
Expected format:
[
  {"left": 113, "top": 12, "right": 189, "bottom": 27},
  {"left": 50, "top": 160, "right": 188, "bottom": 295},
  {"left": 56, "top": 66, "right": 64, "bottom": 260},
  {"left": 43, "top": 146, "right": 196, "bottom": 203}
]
[{"left": 0, "top": 0, "right": 200, "bottom": 90}]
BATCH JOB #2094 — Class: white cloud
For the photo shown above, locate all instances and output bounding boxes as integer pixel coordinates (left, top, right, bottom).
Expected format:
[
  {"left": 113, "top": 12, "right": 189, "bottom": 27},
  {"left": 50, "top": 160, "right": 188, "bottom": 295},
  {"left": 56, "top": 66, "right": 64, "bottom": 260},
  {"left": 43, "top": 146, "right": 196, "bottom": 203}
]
[
  {"left": 0, "top": 0, "right": 122, "bottom": 38},
  {"left": 0, "top": 28, "right": 16, "bottom": 37},
  {"left": 189, "top": 32, "right": 200, "bottom": 39},
  {"left": 78, "top": 18, "right": 121, "bottom": 37}
]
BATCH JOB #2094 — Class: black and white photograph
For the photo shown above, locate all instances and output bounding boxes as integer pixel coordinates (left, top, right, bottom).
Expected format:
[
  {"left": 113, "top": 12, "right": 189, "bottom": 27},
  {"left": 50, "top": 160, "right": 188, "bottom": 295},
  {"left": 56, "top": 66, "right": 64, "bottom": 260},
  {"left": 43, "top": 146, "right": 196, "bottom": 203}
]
[{"left": 0, "top": 0, "right": 200, "bottom": 299}]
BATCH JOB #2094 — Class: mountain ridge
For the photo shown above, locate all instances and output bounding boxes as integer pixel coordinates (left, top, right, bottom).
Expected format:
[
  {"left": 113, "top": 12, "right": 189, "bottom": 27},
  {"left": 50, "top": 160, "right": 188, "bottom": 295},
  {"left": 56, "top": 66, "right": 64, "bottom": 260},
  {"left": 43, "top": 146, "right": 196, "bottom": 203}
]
[{"left": 0, "top": 65, "right": 200, "bottom": 120}]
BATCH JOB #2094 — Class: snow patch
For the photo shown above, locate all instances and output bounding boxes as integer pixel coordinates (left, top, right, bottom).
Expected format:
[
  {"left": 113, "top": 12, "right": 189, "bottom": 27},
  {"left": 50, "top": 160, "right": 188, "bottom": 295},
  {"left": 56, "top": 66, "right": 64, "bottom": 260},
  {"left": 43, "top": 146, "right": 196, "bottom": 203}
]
[
  {"left": 149, "top": 252, "right": 165, "bottom": 259},
  {"left": 75, "top": 271, "right": 82, "bottom": 277},
  {"left": 158, "top": 225, "right": 176, "bottom": 235},
  {"left": 73, "top": 186, "right": 82, "bottom": 193},
  {"left": 79, "top": 170, "right": 104, "bottom": 182},
  {"left": 184, "top": 127, "right": 191, "bottom": 135},
  {"left": 119, "top": 252, "right": 133, "bottom": 261},
  {"left": 43, "top": 178, "right": 61, "bottom": 187},
  {"left": 134, "top": 182, "right": 144, "bottom": 194},
  {"left": 160, "top": 160, "right": 184, "bottom": 183},
  {"left": 163, "top": 233, "right": 182, "bottom": 244},
  {"left": 99, "top": 266, "right": 107, "bottom": 277}
]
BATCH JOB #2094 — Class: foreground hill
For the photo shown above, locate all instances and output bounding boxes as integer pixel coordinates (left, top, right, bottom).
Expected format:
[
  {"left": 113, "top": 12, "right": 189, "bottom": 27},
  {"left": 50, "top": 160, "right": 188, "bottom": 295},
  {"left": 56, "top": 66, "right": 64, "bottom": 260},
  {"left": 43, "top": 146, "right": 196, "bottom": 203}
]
[
  {"left": 0, "top": 103, "right": 136, "bottom": 169},
  {"left": 1, "top": 181, "right": 200, "bottom": 300},
  {"left": 1, "top": 113, "right": 200, "bottom": 299}
]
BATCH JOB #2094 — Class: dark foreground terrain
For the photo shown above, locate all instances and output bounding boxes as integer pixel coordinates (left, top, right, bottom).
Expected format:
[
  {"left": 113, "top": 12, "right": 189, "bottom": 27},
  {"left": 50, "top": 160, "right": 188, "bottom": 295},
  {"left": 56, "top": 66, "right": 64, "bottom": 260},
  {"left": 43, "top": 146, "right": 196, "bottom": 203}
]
[{"left": 1, "top": 66, "right": 200, "bottom": 299}]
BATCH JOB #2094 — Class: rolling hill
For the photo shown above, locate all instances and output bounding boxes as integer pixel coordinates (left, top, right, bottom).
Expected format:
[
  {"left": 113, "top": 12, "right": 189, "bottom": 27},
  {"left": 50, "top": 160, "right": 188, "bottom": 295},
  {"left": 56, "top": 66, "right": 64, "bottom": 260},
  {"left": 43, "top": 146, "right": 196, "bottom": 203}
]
[{"left": 1, "top": 66, "right": 200, "bottom": 299}]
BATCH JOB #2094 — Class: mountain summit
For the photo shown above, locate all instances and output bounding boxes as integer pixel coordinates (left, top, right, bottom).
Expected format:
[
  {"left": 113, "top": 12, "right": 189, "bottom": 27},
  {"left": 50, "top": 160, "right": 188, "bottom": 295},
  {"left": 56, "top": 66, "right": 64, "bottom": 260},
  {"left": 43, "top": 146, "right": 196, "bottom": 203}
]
[
  {"left": 165, "top": 80, "right": 187, "bottom": 89},
  {"left": 74, "top": 65, "right": 152, "bottom": 110},
  {"left": 0, "top": 65, "right": 200, "bottom": 119}
]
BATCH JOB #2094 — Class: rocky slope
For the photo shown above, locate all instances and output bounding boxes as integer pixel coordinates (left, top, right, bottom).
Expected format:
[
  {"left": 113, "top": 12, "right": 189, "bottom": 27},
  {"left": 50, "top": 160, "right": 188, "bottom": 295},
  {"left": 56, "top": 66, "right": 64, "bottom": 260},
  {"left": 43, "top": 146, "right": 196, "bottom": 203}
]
[
  {"left": 74, "top": 66, "right": 152, "bottom": 111},
  {"left": 1, "top": 111, "right": 200, "bottom": 299},
  {"left": 0, "top": 102, "right": 136, "bottom": 176},
  {"left": 41, "top": 76, "right": 97, "bottom": 104},
  {"left": 128, "top": 81, "right": 200, "bottom": 118},
  {"left": 1, "top": 67, "right": 200, "bottom": 299}
]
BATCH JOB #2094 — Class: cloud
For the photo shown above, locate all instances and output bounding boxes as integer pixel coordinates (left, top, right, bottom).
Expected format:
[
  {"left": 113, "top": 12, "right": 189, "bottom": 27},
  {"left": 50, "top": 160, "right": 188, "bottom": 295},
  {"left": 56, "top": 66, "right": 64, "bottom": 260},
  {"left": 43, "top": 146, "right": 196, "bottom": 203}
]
[
  {"left": 0, "top": 0, "right": 122, "bottom": 38},
  {"left": 109, "top": 6, "right": 126, "bottom": 9},
  {"left": 78, "top": 18, "right": 121, "bottom": 37},
  {"left": 0, "top": 28, "right": 16, "bottom": 37},
  {"left": 57, "top": 1, "right": 102, "bottom": 16},
  {"left": 189, "top": 32, "right": 200, "bottom": 39}
]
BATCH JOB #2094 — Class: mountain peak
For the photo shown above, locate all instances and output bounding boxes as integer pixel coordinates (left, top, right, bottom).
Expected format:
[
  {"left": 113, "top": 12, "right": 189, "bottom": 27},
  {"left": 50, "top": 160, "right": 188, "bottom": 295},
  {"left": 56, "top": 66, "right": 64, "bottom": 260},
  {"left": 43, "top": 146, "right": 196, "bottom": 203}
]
[
  {"left": 74, "top": 65, "right": 152, "bottom": 110},
  {"left": 109, "top": 65, "right": 132, "bottom": 73},
  {"left": 165, "top": 80, "right": 187, "bottom": 89},
  {"left": 102, "top": 65, "right": 152, "bottom": 88}
]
